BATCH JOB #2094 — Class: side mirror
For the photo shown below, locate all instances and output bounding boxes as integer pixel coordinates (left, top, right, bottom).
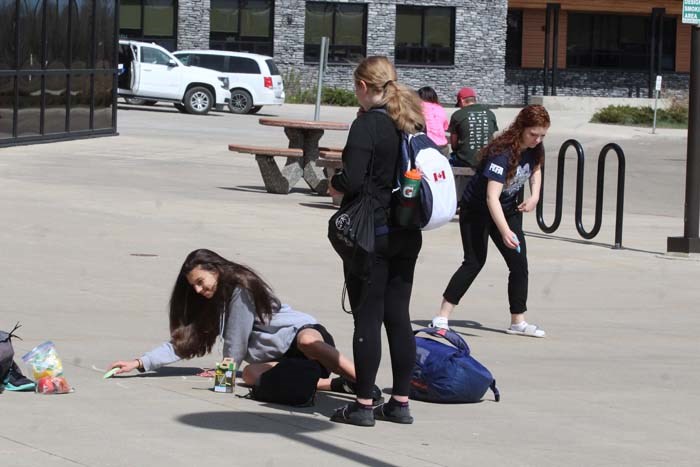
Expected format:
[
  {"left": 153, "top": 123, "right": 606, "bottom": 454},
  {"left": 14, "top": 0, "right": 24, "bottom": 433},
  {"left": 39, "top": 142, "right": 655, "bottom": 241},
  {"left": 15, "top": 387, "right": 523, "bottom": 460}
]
[{"left": 167, "top": 59, "right": 178, "bottom": 67}]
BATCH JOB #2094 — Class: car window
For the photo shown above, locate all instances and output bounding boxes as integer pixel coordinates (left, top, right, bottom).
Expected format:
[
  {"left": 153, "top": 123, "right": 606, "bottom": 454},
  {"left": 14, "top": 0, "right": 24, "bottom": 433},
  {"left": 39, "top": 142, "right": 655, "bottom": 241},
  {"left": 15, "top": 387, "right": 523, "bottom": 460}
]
[
  {"left": 175, "top": 53, "right": 191, "bottom": 65},
  {"left": 265, "top": 59, "right": 280, "bottom": 76},
  {"left": 141, "top": 47, "right": 171, "bottom": 65},
  {"left": 193, "top": 54, "right": 227, "bottom": 72},
  {"left": 228, "top": 57, "right": 260, "bottom": 74}
]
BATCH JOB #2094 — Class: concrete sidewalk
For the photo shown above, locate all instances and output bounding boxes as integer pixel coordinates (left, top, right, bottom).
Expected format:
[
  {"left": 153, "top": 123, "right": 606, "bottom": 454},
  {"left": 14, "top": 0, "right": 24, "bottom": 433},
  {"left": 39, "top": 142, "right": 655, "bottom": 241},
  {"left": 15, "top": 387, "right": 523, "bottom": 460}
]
[{"left": 0, "top": 103, "right": 698, "bottom": 466}]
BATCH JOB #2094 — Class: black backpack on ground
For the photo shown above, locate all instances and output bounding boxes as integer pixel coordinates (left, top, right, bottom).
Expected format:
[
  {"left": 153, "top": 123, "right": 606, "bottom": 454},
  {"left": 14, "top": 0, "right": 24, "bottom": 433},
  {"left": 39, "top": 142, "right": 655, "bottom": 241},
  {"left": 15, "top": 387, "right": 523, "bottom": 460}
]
[{"left": 1, "top": 323, "right": 21, "bottom": 393}]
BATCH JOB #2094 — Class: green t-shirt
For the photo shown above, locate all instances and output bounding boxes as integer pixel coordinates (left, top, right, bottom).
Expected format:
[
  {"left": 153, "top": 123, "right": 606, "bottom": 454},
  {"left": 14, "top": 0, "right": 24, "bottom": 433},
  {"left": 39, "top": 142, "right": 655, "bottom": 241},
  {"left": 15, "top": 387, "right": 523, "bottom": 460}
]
[{"left": 448, "top": 104, "right": 498, "bottom": 167}]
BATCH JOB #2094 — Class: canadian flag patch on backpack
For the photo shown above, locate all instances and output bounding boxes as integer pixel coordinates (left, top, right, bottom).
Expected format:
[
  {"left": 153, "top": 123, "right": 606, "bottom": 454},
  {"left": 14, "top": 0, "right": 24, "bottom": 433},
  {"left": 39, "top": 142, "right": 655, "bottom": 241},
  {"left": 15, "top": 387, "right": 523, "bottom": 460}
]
[{"left": 401, "top": 133, "right": 457, "bottom": 230}]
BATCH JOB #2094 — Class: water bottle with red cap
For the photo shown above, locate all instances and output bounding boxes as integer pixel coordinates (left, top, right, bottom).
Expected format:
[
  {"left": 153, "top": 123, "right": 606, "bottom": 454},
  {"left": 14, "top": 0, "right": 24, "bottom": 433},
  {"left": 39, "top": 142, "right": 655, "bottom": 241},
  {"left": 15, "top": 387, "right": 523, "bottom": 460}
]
[{"left": 395, "top": 168, "right": 422, "bottom": 227}]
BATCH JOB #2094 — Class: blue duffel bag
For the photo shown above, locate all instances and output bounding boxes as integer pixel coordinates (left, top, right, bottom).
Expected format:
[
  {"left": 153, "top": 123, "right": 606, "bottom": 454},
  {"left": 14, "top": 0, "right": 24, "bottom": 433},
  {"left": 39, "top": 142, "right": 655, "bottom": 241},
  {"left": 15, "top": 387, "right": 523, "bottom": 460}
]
[{"left": 410, "top": 327, "right": 500, "bottom": 403}]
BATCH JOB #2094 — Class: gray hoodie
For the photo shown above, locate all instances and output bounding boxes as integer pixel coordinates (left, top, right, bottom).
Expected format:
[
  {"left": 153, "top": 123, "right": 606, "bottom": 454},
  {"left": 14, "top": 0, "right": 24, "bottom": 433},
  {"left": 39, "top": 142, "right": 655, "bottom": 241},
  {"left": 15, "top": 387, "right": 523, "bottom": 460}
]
[{"left": 139, "top": 287, "right": 316, "bottom": 371}]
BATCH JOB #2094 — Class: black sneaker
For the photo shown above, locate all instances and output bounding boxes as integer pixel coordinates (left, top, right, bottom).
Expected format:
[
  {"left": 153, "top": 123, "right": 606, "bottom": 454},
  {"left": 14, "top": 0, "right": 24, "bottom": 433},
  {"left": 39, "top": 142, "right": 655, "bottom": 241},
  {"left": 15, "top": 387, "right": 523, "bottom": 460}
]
[
  {"left": 374, "top": 398, "right": 414, "bottom": 424},
  {"left": 330, "top": 377, "right": 384, "bottom": 406},
  {"left": 3, "top": 362, "right": 35, "bottom": 392},
  {"left": 330, "top": 401, "right": 375, "bottom": 427}
]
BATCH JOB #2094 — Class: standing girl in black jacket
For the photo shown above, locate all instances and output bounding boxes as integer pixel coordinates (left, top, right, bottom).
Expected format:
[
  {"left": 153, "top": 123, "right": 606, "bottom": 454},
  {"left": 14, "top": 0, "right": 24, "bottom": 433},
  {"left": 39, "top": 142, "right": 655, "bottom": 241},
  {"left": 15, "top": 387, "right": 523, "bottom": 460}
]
[{"left": 328, "top": 56, "right": 424, "bottom": 427}]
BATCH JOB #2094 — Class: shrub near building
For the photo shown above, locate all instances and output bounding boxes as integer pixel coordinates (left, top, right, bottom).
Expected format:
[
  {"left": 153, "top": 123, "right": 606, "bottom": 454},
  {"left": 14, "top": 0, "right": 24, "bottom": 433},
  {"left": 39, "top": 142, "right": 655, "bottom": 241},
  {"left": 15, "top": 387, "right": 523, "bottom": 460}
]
[{"left": 591, "top": 101, "right": 689, "bottom": 129}]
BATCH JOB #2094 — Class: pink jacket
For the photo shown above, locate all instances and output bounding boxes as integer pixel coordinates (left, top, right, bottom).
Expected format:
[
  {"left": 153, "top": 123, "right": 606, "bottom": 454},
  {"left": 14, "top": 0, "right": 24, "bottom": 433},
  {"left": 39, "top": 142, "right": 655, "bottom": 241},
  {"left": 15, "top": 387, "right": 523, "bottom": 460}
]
[{"left": 421, "top": 101, "right": 449, "bottom": 146}]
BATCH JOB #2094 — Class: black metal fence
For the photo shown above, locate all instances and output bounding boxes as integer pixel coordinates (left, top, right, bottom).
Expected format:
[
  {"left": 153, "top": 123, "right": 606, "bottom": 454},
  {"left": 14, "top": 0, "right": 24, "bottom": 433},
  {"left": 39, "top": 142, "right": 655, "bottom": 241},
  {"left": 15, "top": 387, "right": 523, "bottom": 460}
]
[
  {"left": 0, "top": 0, "right": 119, "bottom": 147},
  {"left": 536, "top": 139, "right": 626, "bottom": 248}
]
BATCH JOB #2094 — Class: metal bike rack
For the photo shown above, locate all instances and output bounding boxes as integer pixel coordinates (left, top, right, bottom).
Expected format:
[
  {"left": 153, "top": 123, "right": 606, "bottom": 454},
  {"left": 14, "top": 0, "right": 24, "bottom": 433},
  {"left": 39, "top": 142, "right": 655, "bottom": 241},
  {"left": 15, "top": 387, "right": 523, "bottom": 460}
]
[{"left": 536, "top": 139, "right": 626, "bottom": 249}]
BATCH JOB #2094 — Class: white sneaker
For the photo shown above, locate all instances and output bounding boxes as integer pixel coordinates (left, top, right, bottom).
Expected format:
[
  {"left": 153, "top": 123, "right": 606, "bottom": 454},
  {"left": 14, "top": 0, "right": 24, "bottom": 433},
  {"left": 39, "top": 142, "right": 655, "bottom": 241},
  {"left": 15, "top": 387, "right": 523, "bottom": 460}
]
[
  {"left": 430, "top": 316, "right": 450, "bottom": 330},
  {"left": 506, "top": 322, "right": 546, "bottom": 338}
]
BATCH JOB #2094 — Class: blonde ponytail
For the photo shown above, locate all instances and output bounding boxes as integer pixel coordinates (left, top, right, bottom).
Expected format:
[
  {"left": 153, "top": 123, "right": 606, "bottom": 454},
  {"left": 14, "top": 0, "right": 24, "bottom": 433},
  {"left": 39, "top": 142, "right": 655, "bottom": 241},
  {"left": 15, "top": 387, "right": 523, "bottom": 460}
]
[
  {"left": 382, "top": 80, "right": 424, "bottom": 134},
  {"left": 353, "top": 56, "right": 425, "bottom": 134}
]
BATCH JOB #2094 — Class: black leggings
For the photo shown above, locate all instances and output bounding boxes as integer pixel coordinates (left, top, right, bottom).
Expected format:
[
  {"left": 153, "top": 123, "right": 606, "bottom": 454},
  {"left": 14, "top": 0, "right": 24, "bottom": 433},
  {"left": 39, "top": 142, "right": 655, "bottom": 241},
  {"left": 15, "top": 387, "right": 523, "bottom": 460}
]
[
  {"left": 345, "top": 229, "right": 422, "bottom": 399},
  {"left": 443, "top": 208, "right": 528, "bottom": 314}
]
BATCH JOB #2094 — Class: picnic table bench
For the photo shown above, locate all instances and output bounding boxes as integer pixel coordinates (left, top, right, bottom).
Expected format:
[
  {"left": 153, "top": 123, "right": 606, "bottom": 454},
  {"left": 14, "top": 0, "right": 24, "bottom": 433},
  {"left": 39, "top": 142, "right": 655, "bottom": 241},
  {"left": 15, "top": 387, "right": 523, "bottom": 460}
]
[
  {"left": 228, "top": 144, "right": 305, "bottom": 194},
  {"left": 228, "top": 118, "right": 349, "bottom": 195}
]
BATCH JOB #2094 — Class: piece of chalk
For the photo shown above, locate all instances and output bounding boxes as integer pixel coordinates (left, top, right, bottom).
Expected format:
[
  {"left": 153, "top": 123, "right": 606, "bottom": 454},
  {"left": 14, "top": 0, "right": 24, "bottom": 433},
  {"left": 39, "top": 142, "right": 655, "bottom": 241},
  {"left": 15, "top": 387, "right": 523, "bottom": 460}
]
[
  {"left": 103, "top": 367, "right": 120, "bottom": 379},
  {"left": 512, "top": 234, "right": 521, "bottom": 253}
]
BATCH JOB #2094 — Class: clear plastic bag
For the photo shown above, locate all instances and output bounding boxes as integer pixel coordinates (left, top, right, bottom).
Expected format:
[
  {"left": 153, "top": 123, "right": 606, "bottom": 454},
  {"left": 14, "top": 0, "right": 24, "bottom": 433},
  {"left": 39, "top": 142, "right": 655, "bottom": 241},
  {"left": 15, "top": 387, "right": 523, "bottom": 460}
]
[
  {"left": 21, "top": 341, "right": 63, "bottom": 379},
  {"left": 21, "top": 341, "right": 73, "bottom": 394}
]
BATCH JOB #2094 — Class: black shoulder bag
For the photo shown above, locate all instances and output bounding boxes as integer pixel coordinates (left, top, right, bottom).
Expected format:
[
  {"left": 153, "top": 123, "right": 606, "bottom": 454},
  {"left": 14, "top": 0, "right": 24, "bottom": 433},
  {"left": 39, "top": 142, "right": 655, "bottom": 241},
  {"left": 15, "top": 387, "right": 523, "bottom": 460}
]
[
  {"left": 327, "top": 145, "right": 381, "bottom": 312},
  {"left": 327, "top": 145, "right": 378, "bottom": 270}
]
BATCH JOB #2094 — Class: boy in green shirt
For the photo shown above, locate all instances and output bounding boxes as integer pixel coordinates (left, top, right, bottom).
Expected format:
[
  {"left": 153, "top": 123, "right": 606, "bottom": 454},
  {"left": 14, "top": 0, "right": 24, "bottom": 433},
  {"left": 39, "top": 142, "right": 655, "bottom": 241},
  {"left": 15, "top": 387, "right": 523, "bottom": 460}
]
[{"left": 449, "top": 87, "right": 498, "bottom": 168}]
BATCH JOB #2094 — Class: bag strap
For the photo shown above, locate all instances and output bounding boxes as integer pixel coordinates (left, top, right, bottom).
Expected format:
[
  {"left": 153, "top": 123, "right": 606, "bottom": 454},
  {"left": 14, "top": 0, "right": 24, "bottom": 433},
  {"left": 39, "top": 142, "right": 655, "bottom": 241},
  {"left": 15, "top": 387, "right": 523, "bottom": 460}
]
[
  {"left": 338, "top": 115, "right": 378, "bottom": 315},
  {"left": 1, "top": 322, "right": 22, "bottom": 342},
  {"left": 490, "top": 380, "right": 501, "bottom": 402},
  {"left": 413, "top": 327, "right": 470, "bottom": 354}
]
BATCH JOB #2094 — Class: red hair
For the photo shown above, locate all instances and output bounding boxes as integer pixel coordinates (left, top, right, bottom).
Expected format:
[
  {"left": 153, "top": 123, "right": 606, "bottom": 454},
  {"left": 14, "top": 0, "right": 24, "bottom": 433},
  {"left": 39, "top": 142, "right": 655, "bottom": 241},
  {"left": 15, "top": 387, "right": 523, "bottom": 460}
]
[{"left": 478, "top": 105, "right": 550, "bottom": 181}]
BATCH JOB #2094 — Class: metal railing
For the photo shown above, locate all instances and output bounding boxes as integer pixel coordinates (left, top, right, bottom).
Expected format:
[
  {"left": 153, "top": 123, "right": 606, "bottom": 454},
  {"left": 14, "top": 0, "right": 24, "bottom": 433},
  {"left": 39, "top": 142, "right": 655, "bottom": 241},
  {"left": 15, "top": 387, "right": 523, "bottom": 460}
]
[{"left": 536, "top": 139, "right": 626, "bottom": 248}]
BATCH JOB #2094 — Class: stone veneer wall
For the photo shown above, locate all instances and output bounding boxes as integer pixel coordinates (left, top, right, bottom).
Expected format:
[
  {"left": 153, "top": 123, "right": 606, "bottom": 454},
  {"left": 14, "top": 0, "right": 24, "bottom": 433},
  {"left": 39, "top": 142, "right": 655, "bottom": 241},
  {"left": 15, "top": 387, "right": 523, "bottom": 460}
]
[
  {"left": 161, "top": 1, "right": 691, "bottom": 107},
  {"left": 177, "top": 0, "right": 211, "bottom": 50},
  {"left": 273, "top": 0, "right": 508, "bottom": 106},
  {"left": 505, "top": 69, "right": 690, "bottom": 106}
]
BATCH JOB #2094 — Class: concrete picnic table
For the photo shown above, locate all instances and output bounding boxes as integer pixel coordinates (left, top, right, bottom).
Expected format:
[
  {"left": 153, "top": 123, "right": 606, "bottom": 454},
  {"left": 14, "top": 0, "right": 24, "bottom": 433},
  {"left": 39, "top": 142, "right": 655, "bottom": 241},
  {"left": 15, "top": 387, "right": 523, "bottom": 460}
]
[{"left": 258, "top": 117, "right": 349, "bottom": 195}]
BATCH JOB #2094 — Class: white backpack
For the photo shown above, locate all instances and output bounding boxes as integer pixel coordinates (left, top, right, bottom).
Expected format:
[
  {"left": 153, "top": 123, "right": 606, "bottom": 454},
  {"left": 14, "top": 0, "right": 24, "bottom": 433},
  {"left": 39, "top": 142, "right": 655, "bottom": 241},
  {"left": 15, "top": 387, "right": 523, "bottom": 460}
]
[{"left": 402, "top": 133, "right": 457, "bottom": 230}]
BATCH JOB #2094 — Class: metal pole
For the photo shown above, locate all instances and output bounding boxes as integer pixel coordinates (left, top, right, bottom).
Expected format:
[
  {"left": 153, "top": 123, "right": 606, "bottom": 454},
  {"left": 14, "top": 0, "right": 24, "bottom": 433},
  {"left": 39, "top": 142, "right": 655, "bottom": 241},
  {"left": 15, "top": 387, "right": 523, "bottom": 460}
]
[
  {"left": 543, "top": 4, "right": 552, "bottom": 96},
  {"left": 667, "top": 25, "right": 700, "bottom": 254},
  {"left": 649, "top": 9, "right": 660, "bottom": 98},
  {"left": 551, "top": 4, "right": 560, "bottom": 96},
  {"left": 652, "top": 88, "right": 659, "bottom": 134},
  {"left": 314, "top": 37, "right": 329, "bottom": 121}
]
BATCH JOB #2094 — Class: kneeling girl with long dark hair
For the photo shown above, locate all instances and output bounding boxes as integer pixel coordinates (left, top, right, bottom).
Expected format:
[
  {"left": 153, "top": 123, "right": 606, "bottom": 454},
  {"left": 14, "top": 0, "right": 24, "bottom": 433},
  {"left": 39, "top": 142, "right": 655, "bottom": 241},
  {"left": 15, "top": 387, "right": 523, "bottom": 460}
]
[{"left": 109, "top": 249, "right": 379, "bottom": 401}]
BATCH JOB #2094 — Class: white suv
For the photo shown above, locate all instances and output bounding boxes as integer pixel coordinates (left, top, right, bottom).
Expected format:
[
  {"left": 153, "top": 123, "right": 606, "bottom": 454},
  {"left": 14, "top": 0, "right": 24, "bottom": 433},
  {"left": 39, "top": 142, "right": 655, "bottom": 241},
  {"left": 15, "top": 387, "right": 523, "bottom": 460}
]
[
  {"left": 118, "top": 40, "right": 231, "bottom": 115},
  {"left": 172, "top": 50, "right": 285, "bottom": 114}
]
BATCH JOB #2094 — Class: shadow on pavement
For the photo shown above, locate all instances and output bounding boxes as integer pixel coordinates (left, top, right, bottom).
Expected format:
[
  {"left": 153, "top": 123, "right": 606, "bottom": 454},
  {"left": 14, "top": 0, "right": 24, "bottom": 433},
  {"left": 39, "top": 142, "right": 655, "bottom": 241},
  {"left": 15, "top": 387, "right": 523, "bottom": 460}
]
[
  {"left": 217, "top": 185, "right": 315, "bottom": 195},
  {"left": 523, "top": 230, "right": 663, "bottom": 255},
  {"left": 299, "top": 202, "right": 337, "bottom": 210},
  {"left": 117, "top": 105, "right": 226, "bottom": 116},
  {"left": 113, "top": 366, "right": 209, "bottom": 379},
  {"left": 244, "top": 391, "right": 355, "bottom": 418},
  {"left": 412, "top": 320, "right": 506, "bottom": 336},
  {"left": 177, "top": 409, "right": 401, "bottom": 467}
]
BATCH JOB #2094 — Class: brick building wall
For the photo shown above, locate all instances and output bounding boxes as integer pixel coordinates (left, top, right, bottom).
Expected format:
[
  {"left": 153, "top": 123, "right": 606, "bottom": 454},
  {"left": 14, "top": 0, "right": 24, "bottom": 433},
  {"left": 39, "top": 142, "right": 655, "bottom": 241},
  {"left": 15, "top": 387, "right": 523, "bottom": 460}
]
[
  {"left": 170, "top": 0, "right": 689, "bottom": 107},
  {"left": 176, "top": 0, "right": 508, "bottom": 105},
  {"left": 177, "top": 0, "right": 211, "bottom": 50}
]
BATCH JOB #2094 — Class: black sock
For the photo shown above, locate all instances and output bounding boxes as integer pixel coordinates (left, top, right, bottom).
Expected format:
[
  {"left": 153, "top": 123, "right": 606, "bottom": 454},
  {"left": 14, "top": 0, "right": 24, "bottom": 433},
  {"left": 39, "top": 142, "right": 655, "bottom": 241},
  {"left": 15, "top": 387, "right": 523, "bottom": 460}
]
[
  {"left": 387, "top": 397, "right": 409, "bottom": 408},
  {"left": 354, "top": 401, "right": 373, "bottom": 410}
]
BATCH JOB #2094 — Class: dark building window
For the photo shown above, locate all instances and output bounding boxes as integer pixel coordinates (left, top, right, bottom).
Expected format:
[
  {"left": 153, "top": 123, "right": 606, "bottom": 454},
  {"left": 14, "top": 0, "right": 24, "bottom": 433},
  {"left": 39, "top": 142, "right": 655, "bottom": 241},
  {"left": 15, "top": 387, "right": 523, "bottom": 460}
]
[
  {"left": 119, "top": 0, "right": 177, "bottom": 51},
  {"left": 506, "top": 9, "right": 523, "bottom": 68},
  {"left": 0, "top": 0, "right": 118, "bottom": 146},
  {"left": 210, "top": 0, "right": 274, "bottom": 56},
  {"left": 395, "top": 6, "right": 454, "bottom": 66},
  {"left": 567, "top": 13, "right": 676, "bottom": 71},
  {"left": 304, "top": 2, "right": 367, "bottom": 63},
  {"left": 177, "top": 53, "right": 261, "bottom": 74}
]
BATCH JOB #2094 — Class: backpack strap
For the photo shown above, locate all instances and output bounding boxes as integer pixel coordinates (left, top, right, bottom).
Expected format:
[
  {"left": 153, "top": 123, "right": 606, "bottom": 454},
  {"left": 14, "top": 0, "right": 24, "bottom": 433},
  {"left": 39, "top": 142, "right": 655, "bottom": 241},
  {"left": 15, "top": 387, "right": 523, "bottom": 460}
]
[
  {"left": 0, "top": 322, "right": 21, "bottom": 342},
  {"left": 490, "top": 380, "right": 501, "bottom": 402},
  {"left": 414, "top": 327, "right": 470, "bottom": 355}
]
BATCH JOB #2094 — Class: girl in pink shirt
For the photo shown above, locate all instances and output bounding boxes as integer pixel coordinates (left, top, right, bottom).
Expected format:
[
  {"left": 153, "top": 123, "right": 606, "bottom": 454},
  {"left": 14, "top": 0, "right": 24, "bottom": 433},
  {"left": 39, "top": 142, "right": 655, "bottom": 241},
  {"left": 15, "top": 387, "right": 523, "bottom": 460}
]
[{"left": 418, "top": 86, "right": 450, "bottom": 156}]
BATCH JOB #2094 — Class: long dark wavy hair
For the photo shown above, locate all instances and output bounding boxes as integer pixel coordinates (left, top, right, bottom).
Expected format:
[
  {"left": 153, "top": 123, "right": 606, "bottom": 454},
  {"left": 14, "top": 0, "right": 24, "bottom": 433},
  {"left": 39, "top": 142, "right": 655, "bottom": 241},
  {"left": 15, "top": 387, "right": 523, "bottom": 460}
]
[
  {"left": 478, "top": 104, "right": 550, "bottom": 182},
  {"left": 169, "top": 249, "right": 281, "bottom": 359}
]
